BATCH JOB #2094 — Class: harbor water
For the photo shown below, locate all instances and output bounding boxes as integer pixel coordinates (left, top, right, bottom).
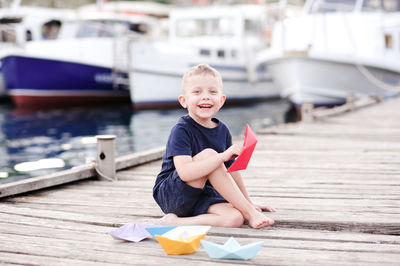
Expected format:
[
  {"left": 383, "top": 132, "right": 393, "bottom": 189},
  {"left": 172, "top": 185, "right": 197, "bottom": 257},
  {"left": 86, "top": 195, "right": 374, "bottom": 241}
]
[{"left": 0, "top": 100, "right": 295, "bottom": 184}]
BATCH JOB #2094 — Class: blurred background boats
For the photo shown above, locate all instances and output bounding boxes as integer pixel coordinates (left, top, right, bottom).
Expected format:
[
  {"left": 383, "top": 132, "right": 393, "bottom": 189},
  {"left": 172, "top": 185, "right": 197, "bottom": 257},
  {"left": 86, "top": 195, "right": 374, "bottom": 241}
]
[
  {"left": 0, "top": 0, "right": 303, "bottom": 184},
  {"left": 0, "top": 0, "right": 304, "bottom": 109},
  {"left": 258, "top": 0, "right": 400, "bottom": 107},
  {"left": 1, "top": 1, "right": 169, "bottom": 108},
  {"left": 130, "top": 4, "right": 280, "bottom": 108},
  {"left": 3, "top": 0, "right": 399, "bottom": 183}
]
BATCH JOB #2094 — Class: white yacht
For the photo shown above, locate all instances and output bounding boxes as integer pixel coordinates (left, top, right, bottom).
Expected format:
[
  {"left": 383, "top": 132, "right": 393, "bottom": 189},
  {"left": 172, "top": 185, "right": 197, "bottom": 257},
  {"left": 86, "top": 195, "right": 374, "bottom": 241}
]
[
  {"left": 258, "top": 0, "right": 400, "bottom": 107},
  {"left": 129, "top": 5, "right": 280, "bottom": 109}
]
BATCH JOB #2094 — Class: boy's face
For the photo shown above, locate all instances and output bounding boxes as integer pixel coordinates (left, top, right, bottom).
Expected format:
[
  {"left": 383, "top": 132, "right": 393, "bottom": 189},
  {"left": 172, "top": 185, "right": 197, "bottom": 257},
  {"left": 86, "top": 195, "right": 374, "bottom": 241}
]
[{"left": 179, "top": 74, "right": 226, "bottom": 126}]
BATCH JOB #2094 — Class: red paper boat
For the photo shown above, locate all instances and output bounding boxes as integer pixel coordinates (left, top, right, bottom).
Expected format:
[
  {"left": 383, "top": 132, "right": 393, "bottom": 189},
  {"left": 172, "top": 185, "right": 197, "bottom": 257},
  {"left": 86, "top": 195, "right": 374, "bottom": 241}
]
[{"left": 227, "top": 124, "right": 257, "bottom": 173}]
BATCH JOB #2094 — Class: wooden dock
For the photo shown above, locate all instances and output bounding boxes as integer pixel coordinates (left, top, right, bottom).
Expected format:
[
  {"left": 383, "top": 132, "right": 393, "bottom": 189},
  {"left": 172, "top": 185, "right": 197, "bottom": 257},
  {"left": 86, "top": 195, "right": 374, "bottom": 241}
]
[{"left": 1, "top": 97, "right": 399, "bottom": 265}]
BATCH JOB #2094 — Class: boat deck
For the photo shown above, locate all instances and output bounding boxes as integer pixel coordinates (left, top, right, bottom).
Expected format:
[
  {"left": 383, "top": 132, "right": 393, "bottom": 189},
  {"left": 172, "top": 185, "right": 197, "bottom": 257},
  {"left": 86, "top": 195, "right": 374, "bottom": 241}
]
[{"left": 1, "top": 98, "right": 399, "bottom": 265}]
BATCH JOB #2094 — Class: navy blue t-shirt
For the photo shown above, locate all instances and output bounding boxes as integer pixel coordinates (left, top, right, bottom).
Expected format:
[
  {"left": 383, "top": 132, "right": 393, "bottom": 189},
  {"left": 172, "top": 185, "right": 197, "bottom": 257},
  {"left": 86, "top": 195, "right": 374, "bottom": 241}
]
[
  {"left": 155, "top": 115, "right": 233, "bottom": 189},
  {"left": 153, "top": 115, "right": 234, "bottom": 216}
]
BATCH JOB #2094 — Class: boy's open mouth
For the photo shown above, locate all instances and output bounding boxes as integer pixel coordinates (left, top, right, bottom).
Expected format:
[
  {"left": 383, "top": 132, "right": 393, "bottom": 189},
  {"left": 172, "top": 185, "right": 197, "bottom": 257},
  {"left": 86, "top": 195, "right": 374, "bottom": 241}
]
[{"left": 198, "top": 104, "right": 212, "bottom": 109}]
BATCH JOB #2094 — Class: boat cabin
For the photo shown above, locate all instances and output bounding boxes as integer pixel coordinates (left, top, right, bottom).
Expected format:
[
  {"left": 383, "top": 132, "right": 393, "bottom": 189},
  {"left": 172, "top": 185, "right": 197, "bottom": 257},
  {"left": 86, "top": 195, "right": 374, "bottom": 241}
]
[
  {"left": 168, "top": 5, "right": 269, "bottom": 62},
  {"left": 57, "top": 12, "right": 159, "bottom": 40}
]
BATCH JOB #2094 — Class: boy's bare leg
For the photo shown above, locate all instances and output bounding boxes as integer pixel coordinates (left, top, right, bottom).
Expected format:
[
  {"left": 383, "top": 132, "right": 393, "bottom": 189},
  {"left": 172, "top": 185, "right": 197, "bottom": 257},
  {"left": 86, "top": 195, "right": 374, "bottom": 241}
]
[
  {"left": 188, "top": 149, "right": 274, "bottom": 229},
  {"left": 159, "top": 203, "right": 244, "bottom": 227},
  {"left": 207, "top": 166, "right": 274, "bottom": 228}
]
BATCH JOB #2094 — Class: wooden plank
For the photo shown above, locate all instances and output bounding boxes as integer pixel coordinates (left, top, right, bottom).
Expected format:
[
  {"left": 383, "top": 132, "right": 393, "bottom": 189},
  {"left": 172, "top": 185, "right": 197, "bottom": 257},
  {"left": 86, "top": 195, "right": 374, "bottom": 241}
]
[
  {"left": 1, "top": 218, "right": 400, "bottom": 265},
  {"left": 1, "top": 214, "right": 399, "bottom": 245},
  {"left": 0, "top": 97, "right": 400, "bottom": 265},
  {"left": 0, "top": 147, "right": 164, "bottom": 199},
  {"left": 0, "top": 253, "right": 120, "bottom": 266},
  {"left": 115, "top": 146, "right": 165, "bottom": 170},
  {"left": 0, "top": 165, "right": 95, "bottom": 199},
  {"left": 1, "top": 231, "right": 399, "bottom": 266}
]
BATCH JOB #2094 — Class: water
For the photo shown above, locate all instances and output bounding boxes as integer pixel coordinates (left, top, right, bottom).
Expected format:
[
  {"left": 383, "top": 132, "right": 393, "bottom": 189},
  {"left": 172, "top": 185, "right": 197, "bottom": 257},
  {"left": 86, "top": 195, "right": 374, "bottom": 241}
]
[{"left": 0, "top": 100, "right": 295, "bottom": 184}]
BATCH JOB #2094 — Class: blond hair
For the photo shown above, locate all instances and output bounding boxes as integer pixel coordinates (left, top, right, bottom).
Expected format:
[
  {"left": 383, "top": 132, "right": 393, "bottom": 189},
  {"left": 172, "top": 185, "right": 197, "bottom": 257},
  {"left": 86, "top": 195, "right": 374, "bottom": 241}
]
[{"left": 182, "top": 63, "right": 223, "bottom": 92}]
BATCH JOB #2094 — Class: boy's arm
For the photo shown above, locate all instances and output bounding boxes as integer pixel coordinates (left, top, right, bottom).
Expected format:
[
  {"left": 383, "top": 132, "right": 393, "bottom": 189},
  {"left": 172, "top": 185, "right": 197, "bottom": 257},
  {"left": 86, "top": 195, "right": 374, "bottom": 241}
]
[{"left": 173, "top": 144, "right": 242, "bottom": 182}]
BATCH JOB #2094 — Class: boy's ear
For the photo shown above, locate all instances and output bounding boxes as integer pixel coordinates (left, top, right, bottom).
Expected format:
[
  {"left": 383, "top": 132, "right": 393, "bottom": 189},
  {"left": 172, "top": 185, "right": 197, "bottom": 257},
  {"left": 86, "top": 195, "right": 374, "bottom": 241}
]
[
  {"left": 178, "top": 95, "right": 187, "bottom": 108},
  {"left": 220, "top": 94, "right": 226, "bottom": 107}
]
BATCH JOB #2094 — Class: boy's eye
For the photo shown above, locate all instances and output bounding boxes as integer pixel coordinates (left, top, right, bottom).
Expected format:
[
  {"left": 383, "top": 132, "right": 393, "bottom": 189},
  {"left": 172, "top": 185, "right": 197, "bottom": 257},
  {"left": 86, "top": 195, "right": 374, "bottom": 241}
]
[
  {"left": 210, "top": 90, "right": 217, "bottom": 94},
  {"left": 192, "top": 90, "right": 200, "bottom": 94}
]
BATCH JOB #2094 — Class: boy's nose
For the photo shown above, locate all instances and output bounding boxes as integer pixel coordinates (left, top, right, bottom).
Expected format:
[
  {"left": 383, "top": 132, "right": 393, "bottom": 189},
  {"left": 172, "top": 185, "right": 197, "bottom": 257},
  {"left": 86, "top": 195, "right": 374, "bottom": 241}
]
[{"left": 201, "top": 92, "right": 210, "bottom": 99}]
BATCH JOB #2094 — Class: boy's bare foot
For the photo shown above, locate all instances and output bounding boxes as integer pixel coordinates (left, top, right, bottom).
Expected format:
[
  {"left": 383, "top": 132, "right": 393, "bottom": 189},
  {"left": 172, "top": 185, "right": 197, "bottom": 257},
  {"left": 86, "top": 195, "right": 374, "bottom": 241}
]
[
  {"left": 140, "top": 213, "right": 178, "bottom": 225},
  {"left": 158, "top": 213, "right": 179, "bottom": 225},
  {"left": 246, "top": 209, "right": 274, "bottom": 229}
]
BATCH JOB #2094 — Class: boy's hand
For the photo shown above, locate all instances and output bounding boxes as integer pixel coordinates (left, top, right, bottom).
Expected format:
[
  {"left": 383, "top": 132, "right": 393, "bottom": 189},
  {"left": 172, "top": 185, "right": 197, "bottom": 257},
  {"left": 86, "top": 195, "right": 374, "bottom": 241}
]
[
  {"left": 253, "top": 203, "right": 276, "bottom": 212},
  {"left": 222, "top": 144, "right": 243, "bottom": 162}
]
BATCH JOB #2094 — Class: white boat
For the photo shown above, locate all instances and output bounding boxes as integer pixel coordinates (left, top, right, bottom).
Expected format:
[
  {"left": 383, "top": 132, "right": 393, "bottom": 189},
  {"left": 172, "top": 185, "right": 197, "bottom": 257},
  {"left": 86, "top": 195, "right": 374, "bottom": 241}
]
[
  {"left": 129, "top": 4, "right": 280, "bottom": 109},
  {"left": 1, "top": 11, "right": 159, "bottom": 108},
  {"left": 0, "top": 5, "right": 71, "bottom": 100},
  {"left": 258, "top": 0, "right": 400, "bottom": 107}
]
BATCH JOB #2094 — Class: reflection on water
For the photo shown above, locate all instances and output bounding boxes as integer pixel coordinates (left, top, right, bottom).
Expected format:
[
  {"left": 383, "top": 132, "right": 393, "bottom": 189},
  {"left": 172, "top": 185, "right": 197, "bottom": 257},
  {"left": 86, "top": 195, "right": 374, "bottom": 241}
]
[{"left": 0, "top": 100, "right": 295, "bottom": 184}]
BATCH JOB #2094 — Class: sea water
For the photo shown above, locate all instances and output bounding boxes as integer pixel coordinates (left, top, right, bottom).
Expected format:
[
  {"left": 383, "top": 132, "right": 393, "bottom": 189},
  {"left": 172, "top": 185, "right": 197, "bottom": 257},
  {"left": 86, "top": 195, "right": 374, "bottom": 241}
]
[{"left": 0, "top": 100, "right": 295, "bottom": 184}]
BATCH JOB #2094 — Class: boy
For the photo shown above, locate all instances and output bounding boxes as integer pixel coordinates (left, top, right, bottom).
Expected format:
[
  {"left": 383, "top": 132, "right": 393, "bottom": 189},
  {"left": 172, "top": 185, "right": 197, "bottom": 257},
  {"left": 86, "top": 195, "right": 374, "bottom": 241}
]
[{"left": 153, "top": 64, "right": 275, "bottom": 229}]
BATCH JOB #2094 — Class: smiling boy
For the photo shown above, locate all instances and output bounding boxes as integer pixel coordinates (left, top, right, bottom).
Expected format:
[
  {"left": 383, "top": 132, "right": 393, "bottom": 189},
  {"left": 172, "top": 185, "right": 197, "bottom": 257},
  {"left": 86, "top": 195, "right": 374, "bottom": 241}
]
[{"left": 153, "top": 64, "right": 275, "bottom": 229}]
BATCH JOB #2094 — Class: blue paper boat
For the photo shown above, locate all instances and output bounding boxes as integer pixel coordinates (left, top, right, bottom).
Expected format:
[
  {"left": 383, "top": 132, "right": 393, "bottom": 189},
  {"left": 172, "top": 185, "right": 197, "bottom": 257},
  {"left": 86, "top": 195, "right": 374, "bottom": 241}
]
[
  {"left": 201, "top": 237, "right": 263, "bottom": 260},
  {"left": 145, "top": 226, "right": 177, "bottom": 238}
]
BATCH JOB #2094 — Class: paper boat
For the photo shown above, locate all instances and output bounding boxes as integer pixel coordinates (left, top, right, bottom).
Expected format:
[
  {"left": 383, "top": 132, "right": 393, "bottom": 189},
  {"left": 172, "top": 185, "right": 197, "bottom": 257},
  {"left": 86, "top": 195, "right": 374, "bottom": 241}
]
[
  {"left": 109, "top": 223, "right": 157, "bottom": 242},
  {"left": 156, "top": 233, "right": 207, "bottom": 255},
  {"left": 146, "top": 225, "right": 211, "bottom": 255},
  {"left": 145, "top": 226, "right": 177, "bottom": 238},
  {"left": 227, "top": 124, "right": 258, "bottom": 173},
  {"left": 201, "top": 237, "right": 263, "bottom": 260}
]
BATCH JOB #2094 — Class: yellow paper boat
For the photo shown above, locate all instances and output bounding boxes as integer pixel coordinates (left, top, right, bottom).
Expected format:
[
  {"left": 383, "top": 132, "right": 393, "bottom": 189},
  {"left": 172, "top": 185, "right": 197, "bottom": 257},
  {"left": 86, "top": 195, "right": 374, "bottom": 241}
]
[{"left": 155, "top": 233, "right": 207, "bottom": 255}]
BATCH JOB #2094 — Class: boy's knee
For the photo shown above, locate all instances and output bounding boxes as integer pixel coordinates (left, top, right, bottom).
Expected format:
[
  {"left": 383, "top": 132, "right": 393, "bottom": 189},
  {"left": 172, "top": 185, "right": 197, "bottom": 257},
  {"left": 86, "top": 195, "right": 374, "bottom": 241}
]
[
  {"left": 194, "top": 148, "right": 218, "bottom": 160},
  {"left": 202, "top": 148, "right": 218, "bottom": 156}
]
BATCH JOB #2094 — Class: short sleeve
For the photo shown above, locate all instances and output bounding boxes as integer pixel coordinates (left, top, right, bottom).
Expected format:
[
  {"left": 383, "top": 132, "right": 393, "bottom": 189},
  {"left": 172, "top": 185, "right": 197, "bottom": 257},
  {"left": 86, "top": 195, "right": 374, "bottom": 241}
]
[
  {"left": 226, "top": 130, "right": 233, "bottom": 147},
  {"left": 224, "top": 127, "right": 235, "bottom": 168},
  {"left": 165, "top": 125, "right": 192, "bottom": 159}
]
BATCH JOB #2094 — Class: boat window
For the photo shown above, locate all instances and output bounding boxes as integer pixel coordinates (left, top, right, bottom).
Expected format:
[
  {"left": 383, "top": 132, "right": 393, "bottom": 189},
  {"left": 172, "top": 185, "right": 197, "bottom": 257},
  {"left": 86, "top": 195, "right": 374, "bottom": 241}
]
[
  {"left": 25, "top": 30, "right": 32, "bottom": 41},
  {"left": 385, "top": 34, "right": 393, "bottom": 49},
  {"left": 199, "top": 49, "right": 211, "bottom": 56},
  {"left": 217, "top": 49, "right": 225, "bottom": 58},
  {"left": 362, "top": 0, "right": 400, "bottom": 12},
  {"left": 0, "top": 18, "right": 22, "bottom": 24},
  {"left": 0, "top": 18, "right": 23, "bottom": 43},
  {"left": 218, "top": 18, "right": 235, "bottom": 36},
  {"left": 0, "top": 26, "right": 16, "bottom": 43},
  {"left": 231, "top": 50, "right": 237, "bottom": 58},
  {"left": 77, "top": 21, "right": 116, "bottom": 38},
  {"left": 175, "top": 18, "right": 235, "bottom": 38},
  {"left": 245, "top": 19, "right": 262, "bottom": 37},
  {"left": 41, "top": 20, "right": 62, "bottom": 40},
  {"left": 129, "top": 23, "right": 148, "bottom": 34},
  {"left": 60, "top": 20, "right": 132, "bottom": 39},
  {"left": 175, "top": 20, "right": 198, "bottom": 37},
  {"left": 309, "top": 0, "right": 357, "bottom": 13}
]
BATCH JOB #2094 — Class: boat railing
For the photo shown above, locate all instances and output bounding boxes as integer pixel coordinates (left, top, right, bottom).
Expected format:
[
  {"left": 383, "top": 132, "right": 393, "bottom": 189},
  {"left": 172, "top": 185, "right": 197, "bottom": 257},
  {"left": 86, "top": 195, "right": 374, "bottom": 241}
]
[{"left": 301, "top": 93, "right": 388, "bottom": 122}]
